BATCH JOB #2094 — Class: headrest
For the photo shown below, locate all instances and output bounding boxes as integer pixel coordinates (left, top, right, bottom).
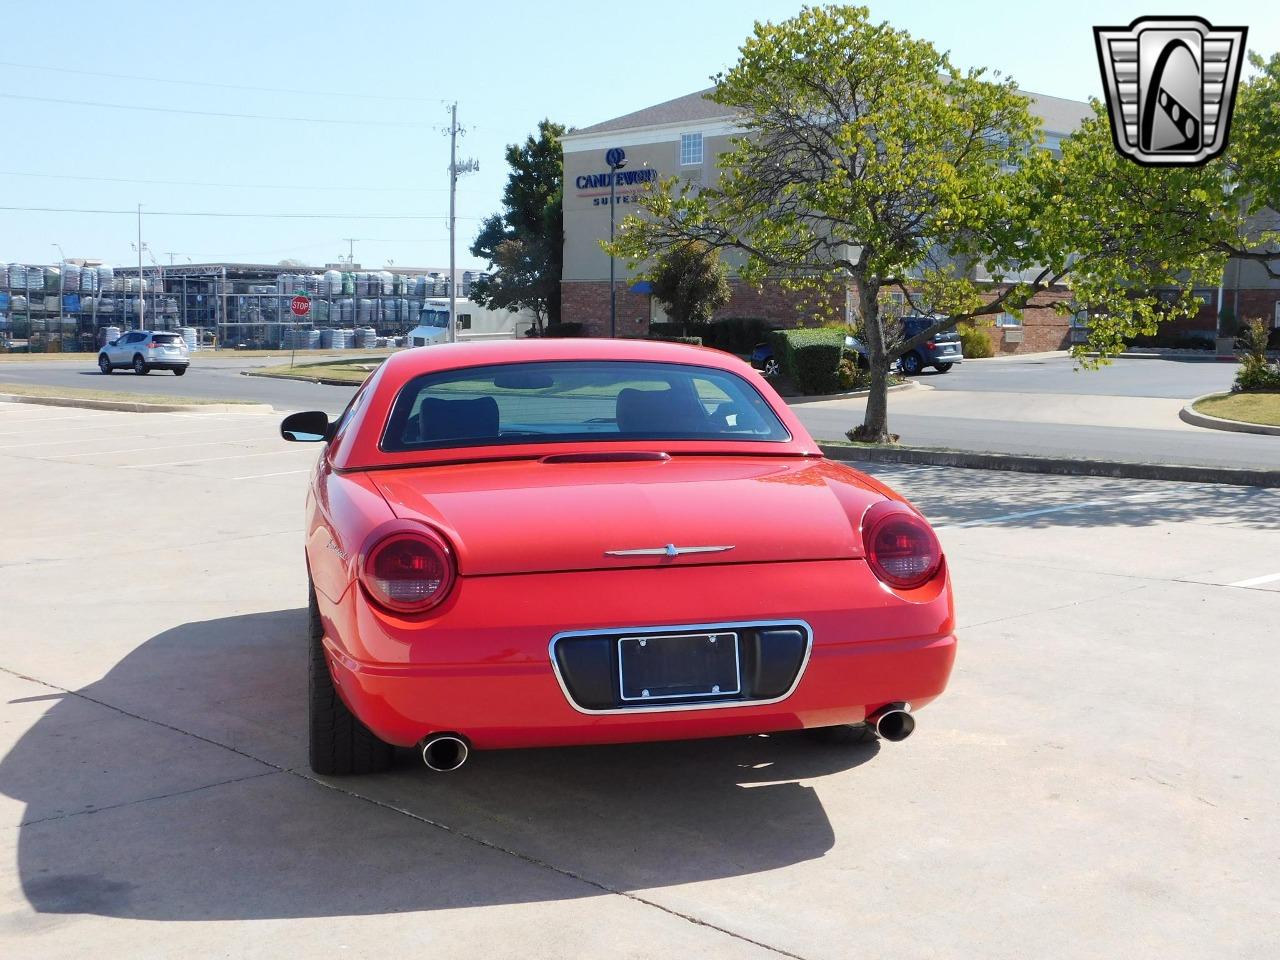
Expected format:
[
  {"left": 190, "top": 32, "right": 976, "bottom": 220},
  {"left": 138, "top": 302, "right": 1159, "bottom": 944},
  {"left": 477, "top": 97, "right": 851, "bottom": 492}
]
[
  {"left": 417, "top": 396, "right": 500, "bottom": 443},
  {"left": 615, "top": 387, "right": 707, "bottom": 435}
]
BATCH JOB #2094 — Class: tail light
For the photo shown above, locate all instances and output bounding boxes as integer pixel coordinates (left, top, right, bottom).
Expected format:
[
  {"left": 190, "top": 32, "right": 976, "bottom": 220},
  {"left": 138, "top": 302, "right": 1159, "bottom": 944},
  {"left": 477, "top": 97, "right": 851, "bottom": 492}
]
[
  {"left": 863, "top": 502, "right": 942, "bottom": 589},
  {"left": 925, "top": 341, "right": 936, "bottom": 350},
  {"left": 359, "top": 528, "right": 456, "bottom": 613}
]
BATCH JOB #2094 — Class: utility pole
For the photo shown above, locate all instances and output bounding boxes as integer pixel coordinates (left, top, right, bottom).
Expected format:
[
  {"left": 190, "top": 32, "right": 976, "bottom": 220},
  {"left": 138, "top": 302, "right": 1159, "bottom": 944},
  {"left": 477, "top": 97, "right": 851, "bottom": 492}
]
[
  {"left": 446, "top": 102, "right": 478, "bottom": 344},
  {"left": 137, "top": 203, "right": 145, "bottom": 331},
  {"left": 342, "top": 237, "right": 358, "bottom": 265}
]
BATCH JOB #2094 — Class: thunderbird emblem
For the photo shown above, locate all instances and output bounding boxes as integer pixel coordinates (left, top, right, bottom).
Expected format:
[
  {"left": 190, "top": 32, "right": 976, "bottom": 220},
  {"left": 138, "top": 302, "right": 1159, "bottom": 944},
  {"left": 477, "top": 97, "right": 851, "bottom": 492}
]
[
  {"left": 1094, "top": 16, "right": 1248, "bottom": 166},
  {"left": 604, "top": 544, "right": 735, "bottom": 558}
]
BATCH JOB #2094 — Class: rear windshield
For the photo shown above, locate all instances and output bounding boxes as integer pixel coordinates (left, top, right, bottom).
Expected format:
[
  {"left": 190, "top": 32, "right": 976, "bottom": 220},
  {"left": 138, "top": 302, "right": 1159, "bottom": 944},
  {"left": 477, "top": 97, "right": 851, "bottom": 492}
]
[
  {"left": 150, "top": 334, "right": 181, "bottom": 343},
  {"left": 381, "top": 360, "right": 790, "bottom": 451}
]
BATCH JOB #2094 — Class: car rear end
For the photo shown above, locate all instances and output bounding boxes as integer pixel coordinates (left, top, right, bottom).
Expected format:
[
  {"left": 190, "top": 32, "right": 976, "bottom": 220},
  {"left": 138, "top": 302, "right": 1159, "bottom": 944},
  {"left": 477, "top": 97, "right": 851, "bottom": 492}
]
[
  {"left": 924, "top": 327, "right": 963, "bottom": 367},
  {"left": 144, "top": 332, "right": 190, "bottom": 372}
]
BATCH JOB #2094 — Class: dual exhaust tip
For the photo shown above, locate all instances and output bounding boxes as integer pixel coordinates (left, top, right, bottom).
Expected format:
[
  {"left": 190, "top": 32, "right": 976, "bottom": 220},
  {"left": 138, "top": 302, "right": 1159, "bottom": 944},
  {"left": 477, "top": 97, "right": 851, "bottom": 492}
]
[
  {"left": 421, "top": 706, "right": 914, "bottom": 770},
  {"left": 420, "top": 733, "right": 469, "bottom": 772},
  {"left": 868, "top": 702, "right": 915, "bottom": 742}
]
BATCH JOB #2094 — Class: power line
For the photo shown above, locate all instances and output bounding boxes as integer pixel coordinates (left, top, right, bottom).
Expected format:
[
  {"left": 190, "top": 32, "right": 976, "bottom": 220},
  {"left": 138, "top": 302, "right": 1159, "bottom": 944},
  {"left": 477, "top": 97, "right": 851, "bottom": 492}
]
[
  {"left": 0, "top": 59, "right": 441, "bottom": 103},
  {"left": 0, "top": 92, "right": 432, "bottom": 127},
  {"left": 0, "top": 169, "right": 479, "bottom": 194},
  {"left": 0, "top": 205, "right": 480, "bottom": 220}
]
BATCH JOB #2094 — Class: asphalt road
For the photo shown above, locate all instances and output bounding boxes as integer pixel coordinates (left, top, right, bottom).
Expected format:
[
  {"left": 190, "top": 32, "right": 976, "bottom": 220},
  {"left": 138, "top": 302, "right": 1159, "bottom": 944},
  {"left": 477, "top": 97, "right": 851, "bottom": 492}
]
[
  {"left": 915, "top": 353, "right": 1236, "bottom": 397},
  {"left": 1, "top": 353, "right": 1274, "bottom": 469},
  {"left": 3, "top": 403, "right": 1277, "bottom": 959}
]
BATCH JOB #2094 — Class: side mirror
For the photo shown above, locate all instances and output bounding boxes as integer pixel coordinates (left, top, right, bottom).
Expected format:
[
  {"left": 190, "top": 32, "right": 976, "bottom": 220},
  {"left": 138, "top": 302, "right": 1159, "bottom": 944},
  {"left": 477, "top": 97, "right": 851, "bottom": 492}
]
[
  {"left": 108, "top": 340, "right": 118, "bottom": 347},
  {"left": 281, "top": 410, "right": 332, "bottom": 443}
]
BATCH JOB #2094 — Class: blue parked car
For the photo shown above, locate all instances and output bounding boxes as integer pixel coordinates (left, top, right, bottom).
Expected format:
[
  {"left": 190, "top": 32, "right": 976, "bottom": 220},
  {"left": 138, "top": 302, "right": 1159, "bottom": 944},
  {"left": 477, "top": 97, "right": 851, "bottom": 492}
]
[
  {"left": 752, "top": 319, "right": 962, "bottom": 377},
  {"left": 751, "top": 335, "right": 867, "bottom": 378}
]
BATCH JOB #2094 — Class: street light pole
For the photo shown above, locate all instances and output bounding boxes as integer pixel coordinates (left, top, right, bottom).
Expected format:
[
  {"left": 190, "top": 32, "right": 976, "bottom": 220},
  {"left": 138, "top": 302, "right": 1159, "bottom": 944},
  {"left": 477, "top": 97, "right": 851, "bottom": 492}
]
[
  {"left": 137, "top": 203, "right": 145, "bottom": 331},
  {"left": 448, "top": 102, "right": 458, "bottom": 345},
  {"left": 606, "top": 148, "right": 628, "bottom": 338}
]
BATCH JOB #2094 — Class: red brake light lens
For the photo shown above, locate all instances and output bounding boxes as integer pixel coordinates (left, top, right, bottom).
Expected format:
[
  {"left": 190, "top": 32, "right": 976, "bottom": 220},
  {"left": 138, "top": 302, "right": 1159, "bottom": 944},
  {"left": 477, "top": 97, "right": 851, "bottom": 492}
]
[
  {"left": 864, "top": 506, "right": 942, "bottom": 589},
  {"left": 361, "top": 530, "right": 455, "bottom": 613}
]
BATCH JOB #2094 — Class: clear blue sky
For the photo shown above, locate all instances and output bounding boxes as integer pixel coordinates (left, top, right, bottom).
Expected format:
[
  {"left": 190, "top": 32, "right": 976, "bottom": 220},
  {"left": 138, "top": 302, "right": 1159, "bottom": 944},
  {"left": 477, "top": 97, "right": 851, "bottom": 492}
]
[{"left": 2, "top": 0, "right": 1274, "bottom": 270}]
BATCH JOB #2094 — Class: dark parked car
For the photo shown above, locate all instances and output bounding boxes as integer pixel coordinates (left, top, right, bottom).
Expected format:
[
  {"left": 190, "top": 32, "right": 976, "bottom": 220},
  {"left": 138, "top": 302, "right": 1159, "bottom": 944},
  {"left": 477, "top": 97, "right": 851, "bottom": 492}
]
[
  {"left": 751, "top": 335, "right": 867, "bottom": 378},
  {"left": 897, "top": 317, "right": 963, "bottom": 375}
]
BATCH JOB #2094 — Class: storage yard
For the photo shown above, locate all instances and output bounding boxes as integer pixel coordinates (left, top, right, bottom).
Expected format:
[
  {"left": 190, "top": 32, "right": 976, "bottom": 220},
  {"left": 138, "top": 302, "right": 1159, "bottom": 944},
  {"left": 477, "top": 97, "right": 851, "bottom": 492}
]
[{"left": 0, "top": 262, "right": 510, "bottom": 353}]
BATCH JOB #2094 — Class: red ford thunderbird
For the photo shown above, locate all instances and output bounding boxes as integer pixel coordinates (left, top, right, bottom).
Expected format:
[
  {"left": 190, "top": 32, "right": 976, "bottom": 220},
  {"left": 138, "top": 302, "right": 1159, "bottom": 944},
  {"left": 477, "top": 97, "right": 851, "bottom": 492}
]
[{"left": 281, "top": 339, "right": 956, "bottom": 774}]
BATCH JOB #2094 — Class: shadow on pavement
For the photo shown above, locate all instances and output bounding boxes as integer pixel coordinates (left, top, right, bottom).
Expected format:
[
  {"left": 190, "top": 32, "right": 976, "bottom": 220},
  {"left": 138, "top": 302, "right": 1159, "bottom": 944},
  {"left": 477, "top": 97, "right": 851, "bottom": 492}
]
[
  {"left": 1, "top": 609, "right": 875, "bottom": 920},
  {"left": 884, "top": 467, "right": 1280, "bottom": 530}
]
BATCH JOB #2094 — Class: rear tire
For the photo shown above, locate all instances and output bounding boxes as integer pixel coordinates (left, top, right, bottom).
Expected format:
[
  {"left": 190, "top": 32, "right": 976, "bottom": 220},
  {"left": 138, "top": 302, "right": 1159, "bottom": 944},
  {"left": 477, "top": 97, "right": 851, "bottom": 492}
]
[
  {"left": 762, "top": 357, "right": 781, "bottom": 377},
  {"left": 173, "top": 367, "right": 187, "bottom": 376},
  {"left": 98, "top": 354, "right": 112, "bottom": 375},
  {"left": 308, "top": 583, "right": 394, "bottom": 775},
  {"left": 934, "top": 362, "right": 954, "bottom": 373},
  {"left": 806, "top": 723, "right": 877, "bottom": 745},
  {"left": 900, "top": 352, "right": 923, "bottom": 376},
  {"left": 133, "top": 355, "right": 149, "bottom": 375}
]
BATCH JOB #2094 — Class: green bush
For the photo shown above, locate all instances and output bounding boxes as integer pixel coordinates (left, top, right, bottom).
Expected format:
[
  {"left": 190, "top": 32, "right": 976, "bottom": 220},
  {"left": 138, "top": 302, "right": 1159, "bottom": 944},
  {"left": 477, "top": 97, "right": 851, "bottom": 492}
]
[
  {"left": 543, "top": 322, "right": 585, "bottom": 338},
  {"left": 706, "top": 316, "right": 781, "bottom": 354},
  {"left": 1234, "top": 354, "right": 1280, "bottom": 392},
  {"left": 647, "top": 335, "right": 704, "bottom": 346},
  {"left": 649, "top": 321, "right": 711, "bottom": 341},
  {"left": 769, "top": 328, "right": 844, "bottom": 394},
  {"left": 955, "top": 322, "right": 994, "bottom": 359}
]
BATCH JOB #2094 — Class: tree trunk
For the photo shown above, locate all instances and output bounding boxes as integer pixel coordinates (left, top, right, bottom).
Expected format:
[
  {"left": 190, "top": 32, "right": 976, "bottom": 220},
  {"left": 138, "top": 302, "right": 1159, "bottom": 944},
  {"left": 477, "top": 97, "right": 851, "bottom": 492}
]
[{"left": 850, "top": 278, "right": 895, "bottom": 443}]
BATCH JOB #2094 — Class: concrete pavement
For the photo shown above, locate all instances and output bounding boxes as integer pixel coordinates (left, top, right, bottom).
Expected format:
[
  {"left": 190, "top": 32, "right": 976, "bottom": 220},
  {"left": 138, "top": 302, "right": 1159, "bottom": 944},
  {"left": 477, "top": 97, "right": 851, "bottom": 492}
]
[{"left": 2, "top": 403, "right": 1278, "bottom": 958}]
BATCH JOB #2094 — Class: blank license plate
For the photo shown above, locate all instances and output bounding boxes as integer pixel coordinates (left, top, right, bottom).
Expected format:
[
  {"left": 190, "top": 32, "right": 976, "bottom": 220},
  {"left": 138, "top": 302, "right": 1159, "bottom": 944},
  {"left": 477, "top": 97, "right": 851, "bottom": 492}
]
[{"left": 617, "top": 631, "right": 741, "bottom": 702}]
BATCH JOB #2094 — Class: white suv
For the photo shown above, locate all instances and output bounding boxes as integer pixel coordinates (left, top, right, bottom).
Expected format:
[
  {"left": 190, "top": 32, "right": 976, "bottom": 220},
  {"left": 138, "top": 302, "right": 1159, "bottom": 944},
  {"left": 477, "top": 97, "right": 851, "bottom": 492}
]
[{"left": 99, "top": 330, "right": 190, "bottom": 376}]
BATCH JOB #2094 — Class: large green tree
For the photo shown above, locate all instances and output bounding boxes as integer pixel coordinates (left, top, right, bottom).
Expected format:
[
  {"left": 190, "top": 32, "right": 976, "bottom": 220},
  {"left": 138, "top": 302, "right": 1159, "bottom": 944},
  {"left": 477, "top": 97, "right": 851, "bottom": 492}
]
[
  {"left": 610, "top": 5, "right": 1266, "bottom": 441},
  {"left": 470, "top": 119, "right": 566, "bottom": 333},
  {"left": 649, "top": 241, "right": 732, "bottom": 335}
]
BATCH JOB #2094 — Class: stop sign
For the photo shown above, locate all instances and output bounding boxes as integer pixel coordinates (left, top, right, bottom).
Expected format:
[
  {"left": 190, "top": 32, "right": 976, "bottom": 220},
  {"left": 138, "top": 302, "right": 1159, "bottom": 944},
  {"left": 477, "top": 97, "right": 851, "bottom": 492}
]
[{"left": 290, "top": 295, "right": 311, "bottom": 317}]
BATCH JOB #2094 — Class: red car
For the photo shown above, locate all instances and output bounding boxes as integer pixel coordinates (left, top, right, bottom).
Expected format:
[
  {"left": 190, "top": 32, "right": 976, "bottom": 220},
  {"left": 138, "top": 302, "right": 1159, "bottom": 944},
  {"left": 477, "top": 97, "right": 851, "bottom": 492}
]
[{"left": 282, "top": 339, "right": 956, "bottom": 775}]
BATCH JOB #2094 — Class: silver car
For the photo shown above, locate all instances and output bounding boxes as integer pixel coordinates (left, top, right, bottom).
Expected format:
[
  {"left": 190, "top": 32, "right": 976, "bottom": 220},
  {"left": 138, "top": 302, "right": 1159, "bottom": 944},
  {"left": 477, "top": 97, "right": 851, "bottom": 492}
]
[{"left": 99, "top": 330, "right": 190, "bottom": 376}]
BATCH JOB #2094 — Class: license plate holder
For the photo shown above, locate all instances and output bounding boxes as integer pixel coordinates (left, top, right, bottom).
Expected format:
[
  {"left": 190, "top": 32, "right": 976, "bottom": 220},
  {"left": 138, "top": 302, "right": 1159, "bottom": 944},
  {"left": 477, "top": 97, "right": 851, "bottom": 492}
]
[{"left": 617, "top": 631, "right": 741, "bottom": 702}]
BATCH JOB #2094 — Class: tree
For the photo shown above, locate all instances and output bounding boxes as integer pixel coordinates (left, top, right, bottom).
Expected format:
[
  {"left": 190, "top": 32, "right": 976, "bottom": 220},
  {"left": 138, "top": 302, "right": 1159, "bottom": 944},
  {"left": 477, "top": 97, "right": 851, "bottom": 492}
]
[
  {"left": 470, "top": 119, "right": 566, "bottom": 334},
  {"left": 277, "top": 259, "right": 308, "bottom": 268},
  {"left": 649, "top": 241, "right": 732, "bottom": 335},
  {"left": 609, "top": 5, "right": 1252, "bottom": 441}
]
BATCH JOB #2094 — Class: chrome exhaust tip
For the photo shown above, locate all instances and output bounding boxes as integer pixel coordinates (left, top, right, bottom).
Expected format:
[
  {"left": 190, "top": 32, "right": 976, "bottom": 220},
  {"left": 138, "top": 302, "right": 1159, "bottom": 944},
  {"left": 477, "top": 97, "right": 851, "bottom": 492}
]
[
  {"left": 420, "top": 734, "right": 470, "bottom": 772},
  {"left": 868, "top": 703, "right": 915, "bottom": 742}
]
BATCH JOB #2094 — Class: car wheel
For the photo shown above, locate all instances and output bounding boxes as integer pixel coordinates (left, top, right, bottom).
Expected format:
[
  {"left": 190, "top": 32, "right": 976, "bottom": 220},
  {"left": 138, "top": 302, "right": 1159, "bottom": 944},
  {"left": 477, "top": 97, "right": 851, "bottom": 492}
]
[
  {"left": 900, "top": 352, "right": 923, "bottom": 376},
  {"left": 805, "top": 723, "right": 877, "bottom": 745},
  {"left": 132, "top": 355, "right": 149, "bottom": 375},
  {"left": 934, "top": 362, "right": 954, "bottom": 373},
  {"left": 308, "top": 582, "right": 394, "bottom": 775},
  {"left": 173, "top": 367, "right": 187, "bottom": 376},
  {"left": 98, "top": 354, "right": 112, "bottom": 375},
  {"left": 763, "top": 357, "right": 781, "bottom": 377}
]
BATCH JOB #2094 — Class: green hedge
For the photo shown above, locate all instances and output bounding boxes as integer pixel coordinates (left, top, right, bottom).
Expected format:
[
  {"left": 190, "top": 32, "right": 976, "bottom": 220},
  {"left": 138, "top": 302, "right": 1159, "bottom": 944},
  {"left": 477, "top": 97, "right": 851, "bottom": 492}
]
[
  {"left": 768, "top": 328, "right": 844, "bottom": 394},
  {"left": 955, "top": 322, "right": 994, "bottom": 359},
  {"left": 543, "top": 322, "right": 585, "bottom": 338},
  {"left": 648, "top": 335, "right": 704, "bottom": 346},
  {"left": 649, "top": 317, "right": 781, "bottom": 354}
]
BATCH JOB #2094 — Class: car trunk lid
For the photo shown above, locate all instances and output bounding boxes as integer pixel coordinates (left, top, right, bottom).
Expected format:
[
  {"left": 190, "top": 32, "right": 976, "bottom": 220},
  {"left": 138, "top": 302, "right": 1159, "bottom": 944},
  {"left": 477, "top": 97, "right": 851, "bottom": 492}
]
[{"left": 369, "top": 455, "right": 883, "bottom": 575}]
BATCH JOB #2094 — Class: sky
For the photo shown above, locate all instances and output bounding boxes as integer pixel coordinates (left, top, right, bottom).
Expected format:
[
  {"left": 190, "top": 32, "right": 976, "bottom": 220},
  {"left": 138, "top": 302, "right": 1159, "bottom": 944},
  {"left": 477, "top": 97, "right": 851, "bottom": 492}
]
[{"left": 1, "top": 0, "right": 1275, "bottom": 272}]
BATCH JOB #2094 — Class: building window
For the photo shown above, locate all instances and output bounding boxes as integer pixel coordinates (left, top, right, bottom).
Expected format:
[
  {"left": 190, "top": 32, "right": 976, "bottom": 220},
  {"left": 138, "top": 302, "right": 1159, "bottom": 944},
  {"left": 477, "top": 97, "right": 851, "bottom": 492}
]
[
  {"left": 997, "top": 311, "right": 1022, "bottom": 327},
  {"left": 457, "top": 314, "right": 472, "bottom": 331},
  {"left": 680, "top": 132, "right": 703, "bottom": 166}
]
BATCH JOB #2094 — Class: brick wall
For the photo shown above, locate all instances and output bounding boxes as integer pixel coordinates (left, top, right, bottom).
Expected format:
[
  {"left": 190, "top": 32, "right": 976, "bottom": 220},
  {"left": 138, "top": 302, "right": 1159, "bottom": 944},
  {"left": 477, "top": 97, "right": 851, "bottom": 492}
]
[{"left": 561, "top": 278, "right": 1076, "bottom": 354}]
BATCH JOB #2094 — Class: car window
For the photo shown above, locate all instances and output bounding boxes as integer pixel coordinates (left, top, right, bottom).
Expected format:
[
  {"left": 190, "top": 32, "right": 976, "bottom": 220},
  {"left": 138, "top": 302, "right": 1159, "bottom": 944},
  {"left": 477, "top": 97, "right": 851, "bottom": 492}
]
[{"left": 381, "top": 360, "right": 790, "bottom": 451}]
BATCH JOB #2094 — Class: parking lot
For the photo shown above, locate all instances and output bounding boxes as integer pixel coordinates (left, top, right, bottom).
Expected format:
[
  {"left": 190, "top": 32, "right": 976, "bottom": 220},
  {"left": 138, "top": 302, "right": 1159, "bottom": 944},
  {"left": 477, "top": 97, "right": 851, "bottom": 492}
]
[{"left": 2, "top": 401, "right": 1278, "bottom": 959}]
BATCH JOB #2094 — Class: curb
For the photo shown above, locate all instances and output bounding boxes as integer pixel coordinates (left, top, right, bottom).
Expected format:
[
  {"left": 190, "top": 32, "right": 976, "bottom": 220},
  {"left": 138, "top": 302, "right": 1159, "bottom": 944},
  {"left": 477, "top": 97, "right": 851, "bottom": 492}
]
[
  {"left": 784, "top": 381, "right": 921, "bottom": 404},
  {"left": 818, "top": 442, "right": 1280, "bottom": 489},
  {"left": 241, "top": 370, "right": 364, "bottom": 386},
  {"left": 1179, "top": 393, "right": 1280, "bottom": 437},
  {"left": 0, "top": 393, "right": 273, "bottom": 414}
]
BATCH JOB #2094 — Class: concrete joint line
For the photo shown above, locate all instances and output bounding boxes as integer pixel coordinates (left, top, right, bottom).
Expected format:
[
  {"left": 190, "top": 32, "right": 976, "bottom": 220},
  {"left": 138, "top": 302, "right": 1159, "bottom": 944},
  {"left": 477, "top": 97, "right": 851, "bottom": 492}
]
[{"left": 0, "top": 663, "right": 810, "bottom": 960}]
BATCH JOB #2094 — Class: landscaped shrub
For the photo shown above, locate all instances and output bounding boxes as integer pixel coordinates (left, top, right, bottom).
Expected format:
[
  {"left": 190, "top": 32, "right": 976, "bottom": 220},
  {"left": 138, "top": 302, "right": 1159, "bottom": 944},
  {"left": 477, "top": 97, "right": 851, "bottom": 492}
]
[
  {"left": 1234, "top": 318, "right": 1280, "bottom": 391},
  {"left": 543, "top": 322, "right": 585, "bottom": 338},
  {"left": 955, "top": 322, "right": 994, "bottom": 358},
  {"left": 705, "top": 316, "right": 779, "bottom": 354},
  {"left": 769, "top": 328, "right": 844, "bottom": 394},
  {"left": 647, "top": 335, "right": 704, "bottom": 346}
]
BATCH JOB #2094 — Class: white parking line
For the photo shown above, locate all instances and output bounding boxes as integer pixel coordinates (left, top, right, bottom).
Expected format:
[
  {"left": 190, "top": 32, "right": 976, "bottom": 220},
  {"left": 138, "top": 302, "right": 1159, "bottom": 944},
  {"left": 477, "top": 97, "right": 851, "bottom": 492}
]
[
  {"left": 121, "top": 450, "right": 304, "bottom": 468},
  {"left": 1229, "top": 571, "right": 1280, "bottom": 589},
  {"left": 231, "top": 469, "right": 312, "bottom": 480},
  {"left": 53, "top": 439, "right": 252, "bottom": 458}
]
